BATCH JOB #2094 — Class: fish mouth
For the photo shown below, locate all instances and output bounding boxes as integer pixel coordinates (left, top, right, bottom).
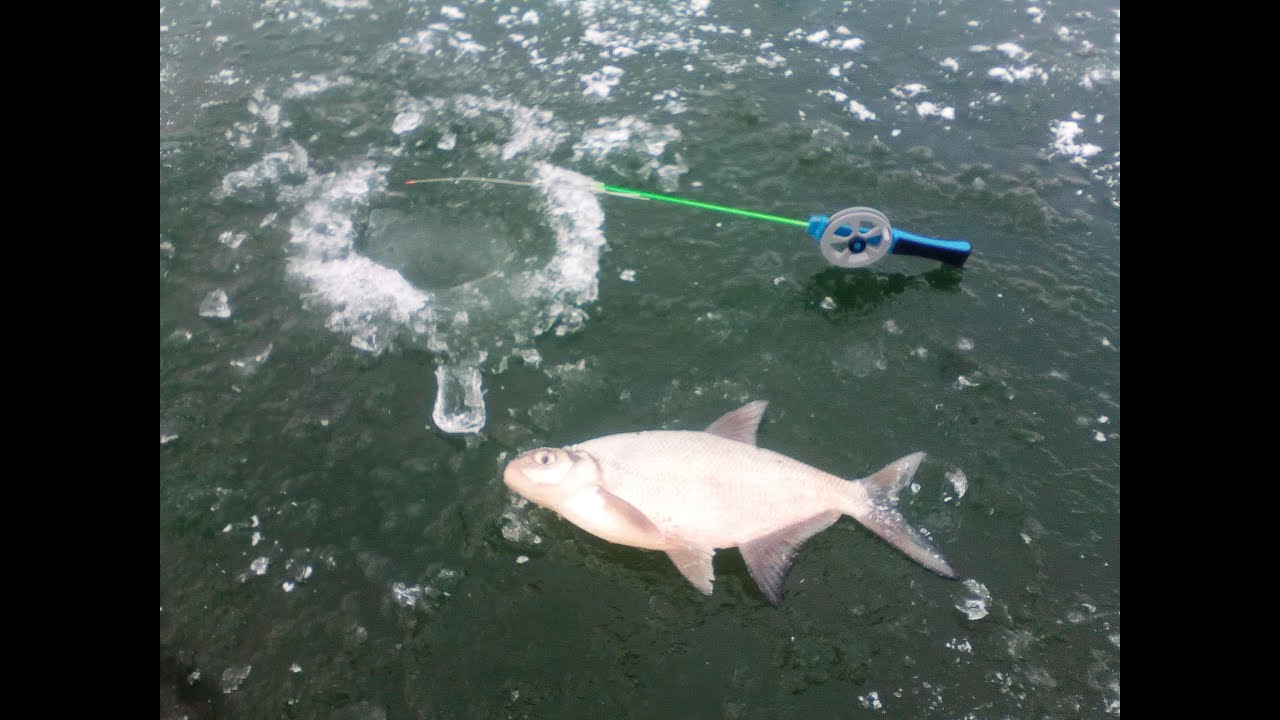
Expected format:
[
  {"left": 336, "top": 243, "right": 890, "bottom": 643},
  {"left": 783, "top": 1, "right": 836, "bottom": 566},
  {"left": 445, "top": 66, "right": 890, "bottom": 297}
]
[{"left": 501, "top": 460, "right": 524, "bottom": 491}]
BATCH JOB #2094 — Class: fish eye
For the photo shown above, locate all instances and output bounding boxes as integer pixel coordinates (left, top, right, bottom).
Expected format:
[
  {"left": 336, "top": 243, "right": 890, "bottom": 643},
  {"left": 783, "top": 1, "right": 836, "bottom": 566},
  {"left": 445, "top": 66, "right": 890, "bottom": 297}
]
[{"left": 535, "top": 450, "right": 553, "bottom": 465}]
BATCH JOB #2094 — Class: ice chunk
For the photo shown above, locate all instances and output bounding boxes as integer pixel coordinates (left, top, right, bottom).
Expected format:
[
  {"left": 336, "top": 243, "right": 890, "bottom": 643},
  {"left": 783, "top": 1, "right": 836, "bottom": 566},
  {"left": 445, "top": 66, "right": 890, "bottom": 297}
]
[
  {"left": 916, "top": 102, "right": 956, "bottom": 120},
  {"left": 392, "top": 111, "right": 423, "bottom": 134},
  {"left": 199, "top": 289, "right": 232, "bottom": 319},
  {"left": 391, "top": 582, "right": 425, "bottom": 608},
  {"left": 956, "top": 578, "right": 991, "bottom": 620},
  {"left": 221, "top": 665, "right": 251, "bottom": 694},
  {"left": 432, "top": 364, "right": 485, "bottom": 433},
  {"left": 847, "top": 100, "right": 876, "bottom": 121},
  {"left": 250, "top": 557, "right": 269, "bottom": 575},
  {"left": 230, "top": 343, "right": 273, "bottom": 374}
]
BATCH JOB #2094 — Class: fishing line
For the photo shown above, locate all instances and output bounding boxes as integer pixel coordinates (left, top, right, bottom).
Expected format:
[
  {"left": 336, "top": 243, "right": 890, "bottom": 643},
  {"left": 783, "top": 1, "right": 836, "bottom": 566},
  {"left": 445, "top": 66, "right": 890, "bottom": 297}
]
[{"left": 403, "top": 175, "right": 971, "bottom": 268}]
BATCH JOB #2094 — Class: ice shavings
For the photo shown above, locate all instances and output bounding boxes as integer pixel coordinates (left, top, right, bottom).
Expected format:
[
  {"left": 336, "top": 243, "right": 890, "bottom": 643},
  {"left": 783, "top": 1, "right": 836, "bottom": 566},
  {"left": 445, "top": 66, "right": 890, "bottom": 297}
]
[
  {"left": 230, "top": 343, "right": 273, "bottom": 374},
  {"left": 891, "top": 83, "right": 928, "bottom": 99},
  {"left": 530, "top": 164, "right": 608, "bottom": 335},
  {"left": 916, "top": 102, "right": 956, "bottom": 121},
  {"left": 851, "top": 103, "right": 876, "bottom": 121},
  {"left": 790, "top": 27, "right": 863, "bottom": 51},
  {"left": 392, "top": 111, "right": 423, "bottom": 134},
  {"left": 995, "top": 42, "right": 1031, "bottom": 61},
  {"left": 223, "top": 96, "right": 608, "bottom": 433},
  {"left": 199, "top": 289, "right": 232, "bottom": 319},
  {"left": 283, "top": 165, "right": 431, "bottom": 356},
  {"left": 580, "top": 65, "right": 625, "bottom": 99},
  {"left": 572, "top": 116, "right": 685, "bottom": 190},
  {"left": 573, "top": 0, "right": 708, "bottom": 59},
  {"left": 988, "top": 65, "right": 1049, "bottom": 84},
  {"left": 219, "top": 141, "right": 309, "bottom": 196},
  {"left": 501, "top": 498, "right": 543, "bottom": 546},
  {"left": 285, "top": 74, "right": 352, "bottom": 98},
  {"left": 1049, "top": 120, "right": 1103, "bottom": 165},
  {"left": 221, "top": 665, "right": 251, "bottom": 694}
]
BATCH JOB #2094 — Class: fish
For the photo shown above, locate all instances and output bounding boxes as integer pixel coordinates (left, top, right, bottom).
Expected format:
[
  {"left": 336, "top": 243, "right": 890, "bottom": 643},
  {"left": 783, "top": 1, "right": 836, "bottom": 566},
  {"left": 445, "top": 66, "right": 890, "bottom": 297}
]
[{"left": 502, "top": 400, "right": 960, "bottom": 605}]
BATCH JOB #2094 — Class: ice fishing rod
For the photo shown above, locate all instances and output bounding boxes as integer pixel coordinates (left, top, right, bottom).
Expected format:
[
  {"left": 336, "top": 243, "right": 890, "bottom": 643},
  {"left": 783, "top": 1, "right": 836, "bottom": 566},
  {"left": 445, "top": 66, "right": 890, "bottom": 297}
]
[{"left": 404, "top": 176, "right": 972, "bottom": 269}]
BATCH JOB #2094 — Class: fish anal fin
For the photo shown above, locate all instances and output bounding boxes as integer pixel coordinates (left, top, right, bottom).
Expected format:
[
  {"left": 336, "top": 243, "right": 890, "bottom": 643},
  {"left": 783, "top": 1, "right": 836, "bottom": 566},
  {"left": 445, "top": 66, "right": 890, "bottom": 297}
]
[
  {"left": 705, "top": 400, "right": 769, "bottom": 446},
  {"left": 666, "top": 545, "right": 716, "bottom": 595},
  {"left": 739, "top": 511, "right": 841, "bottom": 606}
]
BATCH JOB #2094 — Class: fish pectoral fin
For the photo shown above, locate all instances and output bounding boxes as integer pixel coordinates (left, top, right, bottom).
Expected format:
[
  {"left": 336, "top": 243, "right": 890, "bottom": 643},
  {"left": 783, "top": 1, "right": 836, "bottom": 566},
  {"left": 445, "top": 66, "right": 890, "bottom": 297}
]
[
  {"left": 666, "top": 544, "right": 717, "bottom": 595},
  {"left": 584, "top": 487, "right": 670, "bottom": 546},
  {"left": 704, "top": 400, "right": 768, "bottom": 446},
  {"left": 739, "top": 511, "right": 841, "bottom": 606}
]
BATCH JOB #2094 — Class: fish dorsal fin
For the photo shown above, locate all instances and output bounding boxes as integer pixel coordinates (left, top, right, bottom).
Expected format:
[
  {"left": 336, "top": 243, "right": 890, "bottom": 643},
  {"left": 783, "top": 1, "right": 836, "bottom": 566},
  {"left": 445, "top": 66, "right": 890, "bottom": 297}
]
[
  {"left": 666, "top": 544, "right": 717, "bottom": 595},
  {"left": 704, "top": 400, "right": 769, "bottom": 446},
  {"left": 862, "top": 451, "right": 926, "bottom": 507},
  {"left": 739, "top": 511, "right": 841, "bottom": 606}
]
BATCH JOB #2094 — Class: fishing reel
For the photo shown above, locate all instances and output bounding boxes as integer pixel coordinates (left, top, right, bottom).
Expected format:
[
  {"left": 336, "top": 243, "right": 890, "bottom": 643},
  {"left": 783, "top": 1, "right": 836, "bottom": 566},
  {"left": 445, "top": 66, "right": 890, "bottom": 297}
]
[{"left": 807, "top": 207, "right": 971, "bottom": 269}]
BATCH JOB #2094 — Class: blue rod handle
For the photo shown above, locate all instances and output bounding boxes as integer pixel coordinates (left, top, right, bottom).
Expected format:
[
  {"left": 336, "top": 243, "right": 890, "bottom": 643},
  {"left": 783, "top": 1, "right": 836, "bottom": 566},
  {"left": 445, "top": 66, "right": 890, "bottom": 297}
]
[{"left": 890, "top": 229, "right": 972, "bottom": 267}]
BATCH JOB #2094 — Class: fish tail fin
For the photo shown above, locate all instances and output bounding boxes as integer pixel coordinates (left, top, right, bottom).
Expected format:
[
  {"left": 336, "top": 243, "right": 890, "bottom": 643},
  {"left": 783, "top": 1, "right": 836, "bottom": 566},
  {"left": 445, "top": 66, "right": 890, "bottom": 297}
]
[{"left": 840, "top": 452, "right": 959, "bottom": 579}]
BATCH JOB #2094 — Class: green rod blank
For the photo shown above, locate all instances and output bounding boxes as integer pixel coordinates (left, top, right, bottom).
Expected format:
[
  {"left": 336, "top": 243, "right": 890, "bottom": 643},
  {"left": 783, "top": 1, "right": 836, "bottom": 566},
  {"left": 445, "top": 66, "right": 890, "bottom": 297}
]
[
  {"left": 404, "top": 176, "right": 808, "bottom": 228},
  {"left": 597, "top": 184, "right": 808, "bottom": 228}
]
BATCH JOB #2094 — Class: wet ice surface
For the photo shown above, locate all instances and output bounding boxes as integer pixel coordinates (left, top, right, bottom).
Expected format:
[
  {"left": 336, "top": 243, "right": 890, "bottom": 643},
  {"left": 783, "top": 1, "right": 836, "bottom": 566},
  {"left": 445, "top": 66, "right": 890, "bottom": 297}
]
[{"left": 162, "top": 0, "right": 1118, "bottom": 717}]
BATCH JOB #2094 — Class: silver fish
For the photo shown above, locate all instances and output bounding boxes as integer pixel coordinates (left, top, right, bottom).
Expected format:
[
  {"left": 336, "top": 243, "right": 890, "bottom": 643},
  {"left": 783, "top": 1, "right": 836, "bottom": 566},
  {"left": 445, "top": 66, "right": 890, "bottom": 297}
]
[{"left": 503, "top": 400, "right": 959, "bottom": 605}]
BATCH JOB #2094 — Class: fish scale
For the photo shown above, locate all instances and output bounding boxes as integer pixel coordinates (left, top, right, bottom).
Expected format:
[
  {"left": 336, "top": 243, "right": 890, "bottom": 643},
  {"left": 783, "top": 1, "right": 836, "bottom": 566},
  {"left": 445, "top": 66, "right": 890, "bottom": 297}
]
[{"left": 577, "top": 431, "right": 843, "bottom": 548}]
